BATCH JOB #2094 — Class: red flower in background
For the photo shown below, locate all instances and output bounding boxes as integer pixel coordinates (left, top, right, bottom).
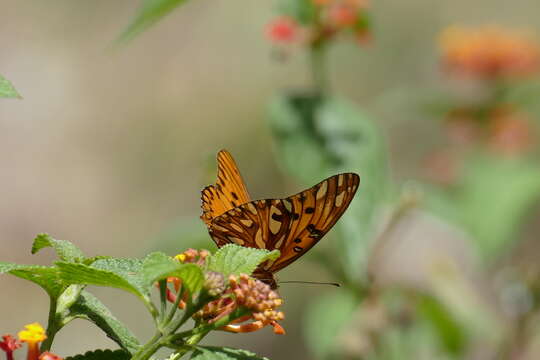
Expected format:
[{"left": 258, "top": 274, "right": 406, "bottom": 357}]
[
  {"left": 266, "top": 17, "right": 298, "bottom": 44},
  {"left": 328, "top": 3, "right": 358, "bottom": 27},
  {"left": 489, "top": 108, "right": 536, "bottom": 156}
]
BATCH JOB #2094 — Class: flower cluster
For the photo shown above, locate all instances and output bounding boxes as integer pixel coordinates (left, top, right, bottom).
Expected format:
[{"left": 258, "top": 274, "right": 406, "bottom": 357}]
[
  {"left": 440, "top": 25, "right": 540, "bottom": 80},
  {"left": 166, "top": 249, "right": 212, "bottom": 309},
  {"left": 267, "top": 0, "right": 370, "bottom": 48},
  {"left": 424, "top": 105, "right": 536, "bottom": 185},
  {"left": 0, "top": 323, "right": 62, "bottom": 360},
  {"left": 194, "top": 274, "right": 285, "bottom": 334}
]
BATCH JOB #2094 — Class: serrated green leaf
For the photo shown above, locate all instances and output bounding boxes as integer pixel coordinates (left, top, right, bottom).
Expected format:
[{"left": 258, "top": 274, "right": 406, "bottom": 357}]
[
  {"left": 304, "top": 291, "right": 358, "bottom": 359},
  {"left": 83, "top": 256, "right": 112, "bottom": 266},
  {"left": 117, "top": 0, "right": 188, "bottom": 43},
  {"left": 65, "top": 349, "right": 130, "bottom": 360},
  {"left": 91, "top": 258, "right": 147, "bottom": 294},
  {"left": 1, "top": 262, "right": 66, "bottom": 297},
  {"left": 0, "top": 75, "right": 21, "bottom": 98},
  {"left": 140, "top": 252, "right": 204, "bottom": 293},
  {"left": 56, "top": 262, "right": 146, "bottom": 299},
  {"left": 190, "top": 346, "right": 269, "bottom": 360},
  {"left": 0, "top": 262, "right": 26, "bottom": 274},
  {"left": 32, "top": 233, "right": 85, "bottom": 262},
  {"left": 207, "top": 244, "right": 280, "bottom": 277},
  {"left": 70, "top": 291, "right": 140, "bottom": 354}
]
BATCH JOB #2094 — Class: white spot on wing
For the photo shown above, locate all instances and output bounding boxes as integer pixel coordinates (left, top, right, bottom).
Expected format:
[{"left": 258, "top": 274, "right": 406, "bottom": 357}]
[
  {"left": 283, "top": 199, "right": 293, "bottom": 213},
  {"left": 228, "top": 236, "right": 245, "bottom": 245},
  {"left": 335, "top": 191, "right": 345, "bottom": 207},
  {"left": 255, "top": 228, "right": 265, "bottom": 249},
  {"left": 269, "top": 206, "right": 282, "bottom": 234},
  {"left": 316, "top": 181, "right": 328, "bottom": 199},
  {"left": 274, "top": 235, "right": 286, "bottom": 249},
  {"left": 212, "top": 225, "right": 230, "bottom": 232},
  {"left": 247, "top": 203, "right": 257, "bottom": 215},
  {"left": 231, "top": 223, "right": 243, "bottom": 232},
  {"left": 240, "top": 219, "right": 253, "bottom": 227}
]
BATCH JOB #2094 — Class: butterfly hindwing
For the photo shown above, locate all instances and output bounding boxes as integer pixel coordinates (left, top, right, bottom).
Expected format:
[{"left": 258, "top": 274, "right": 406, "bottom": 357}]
[
  {"left": 201, "top": 150, "right": 251, "bottom": 225},
  {"left": 208, "top": 173, "right": 360, "bottom": 273}
]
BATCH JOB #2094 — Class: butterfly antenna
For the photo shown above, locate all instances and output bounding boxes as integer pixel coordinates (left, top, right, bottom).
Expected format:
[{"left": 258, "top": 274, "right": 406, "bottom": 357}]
[{"left": 279, "top": 280, "right": 341, "bottom": 287}]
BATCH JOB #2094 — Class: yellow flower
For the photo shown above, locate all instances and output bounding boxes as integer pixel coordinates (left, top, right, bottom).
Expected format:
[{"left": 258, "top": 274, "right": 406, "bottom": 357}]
[
  {"left": 174, "top": 253, "right": 187, "bottom": 262},
  {"left": 18, "top": 323, "right": 46, "bottom": 344},
  {"left": 18, "top": 323, "right": 47, "bottom": 360}
]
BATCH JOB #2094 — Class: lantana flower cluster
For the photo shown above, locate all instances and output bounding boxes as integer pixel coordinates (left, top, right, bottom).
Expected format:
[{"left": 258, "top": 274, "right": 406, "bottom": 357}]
[
  {"left": 267, "top": 0, "right": 371, "bottom": 49},
  {"left": 425, "top": 26, "right": 540, "bottom": 185},
  {"left": 0, "top": 323, "right": 62, "bottom": 360},
  {"left": 439, "top": 25, "right": 540, "bottom": 80},
  {"left": 169, "top": 249, "right": 285, "bottom": 335}
]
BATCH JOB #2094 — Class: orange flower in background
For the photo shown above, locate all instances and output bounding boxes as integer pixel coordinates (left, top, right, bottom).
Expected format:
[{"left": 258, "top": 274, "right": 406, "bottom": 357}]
[{"left": 440, "top": 25, "right": 540, "bottom": 79}]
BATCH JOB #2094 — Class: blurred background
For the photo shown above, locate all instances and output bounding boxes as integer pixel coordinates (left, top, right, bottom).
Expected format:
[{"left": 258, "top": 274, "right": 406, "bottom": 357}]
[{"left": 2, "top": 0, "right": 540, "bottom": 359}]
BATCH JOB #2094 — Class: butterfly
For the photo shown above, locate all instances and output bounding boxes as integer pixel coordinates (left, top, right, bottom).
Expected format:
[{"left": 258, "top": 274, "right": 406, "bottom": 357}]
[{"left": 201, "top": 149, "right": 360, "bottom": 289}]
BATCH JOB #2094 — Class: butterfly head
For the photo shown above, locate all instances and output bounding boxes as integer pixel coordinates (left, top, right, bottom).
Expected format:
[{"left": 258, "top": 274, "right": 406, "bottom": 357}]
[{"left": 252, "top": 269, "right": 279, "bottom": 290}]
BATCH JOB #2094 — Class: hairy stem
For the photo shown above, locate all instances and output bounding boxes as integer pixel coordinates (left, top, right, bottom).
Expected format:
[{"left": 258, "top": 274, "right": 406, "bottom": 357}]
[
  {"left": 40, "top": 297, "right": 59, "bottom": 352},
  {"left": 131, "top": 332, "right": 163, "bottom": 360}
]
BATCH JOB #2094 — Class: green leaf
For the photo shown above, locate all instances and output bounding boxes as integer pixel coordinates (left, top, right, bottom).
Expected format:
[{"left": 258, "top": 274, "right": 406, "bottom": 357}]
[
  {"left": 279, "top": 0, "right": 317, "bottom": 25},
  {"left": 91, "top": 258, "right": 147, "bottom": 293},
  {"left": 207, "top": 244, "right": 280, "bottom": 277},
  {"left": 0, "top": 75, "right": 21, "bottom": 98},
  {"left": 268, "top": 95, "right": 390, "bottom": 281},
  {"left": 70, "top": 291, "right": 140, "bottom": 354},
  {"left": 32, "top": 233, "right": 85, "bottom": 262},
  {"left": 416, "top": 294, "right": 466, "bottom": 355},
  {"left": 0, "top": 262, "right": 26, "bottom": 274},
  {"left": 56, "top": 262, "right": 147, "bottom": 299},
  {"left": 427, "top": 155, "right": 540, "bottom": 260},
  {"left": 190, "top": 346, "right": 269, "bottom": 360},
  {"left": 65, "top": 349, "right": 130, "bottom": 360},
  {"left": 1, "top": 262, "right": 66, "bottom": 297},
  {"left": 140, "top": 252, "right": 204, "bottom": 293},
  {"left": 117, "top": 0, "right": 188, "bottom": 43},
  {"left": 304, "top": 290, "right": 358, "bottom": 359}
]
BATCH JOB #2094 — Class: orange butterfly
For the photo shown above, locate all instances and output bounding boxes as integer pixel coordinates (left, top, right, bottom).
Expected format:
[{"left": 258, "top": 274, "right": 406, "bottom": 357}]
[{"left": 201, "top": 150, "right": 360, "bottom": 289}]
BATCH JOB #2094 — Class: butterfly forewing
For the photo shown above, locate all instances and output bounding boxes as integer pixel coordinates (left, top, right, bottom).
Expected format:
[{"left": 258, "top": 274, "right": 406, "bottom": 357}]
[
  {"left": 208, "top": 173, "right": 360, "bottom": 274},
  {"left": 201, "top": 150, "right": 252, "bottom": 225}
]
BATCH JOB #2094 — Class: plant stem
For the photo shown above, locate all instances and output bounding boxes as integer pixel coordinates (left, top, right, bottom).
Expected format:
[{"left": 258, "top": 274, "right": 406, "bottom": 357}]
[
  {"left": 310, "top": 43, "right": 329, "bottom": 95},
  {"left": 40, "top": 297, "right": 59, "bottom": 352},
  {"left": 169, "top": 331, "right": 211, "bottom": 360},
  {"left": 159, "top": 280, "right": 168, "bottom": 323},
  {"left": 131, "top": 331, "right": 163, "bottom": 360}
]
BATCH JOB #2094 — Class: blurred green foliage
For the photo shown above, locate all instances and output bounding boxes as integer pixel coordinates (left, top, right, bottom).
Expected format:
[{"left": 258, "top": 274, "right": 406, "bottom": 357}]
[{"left": 0, "top": 75, "right": 20, "bottom": 98}]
